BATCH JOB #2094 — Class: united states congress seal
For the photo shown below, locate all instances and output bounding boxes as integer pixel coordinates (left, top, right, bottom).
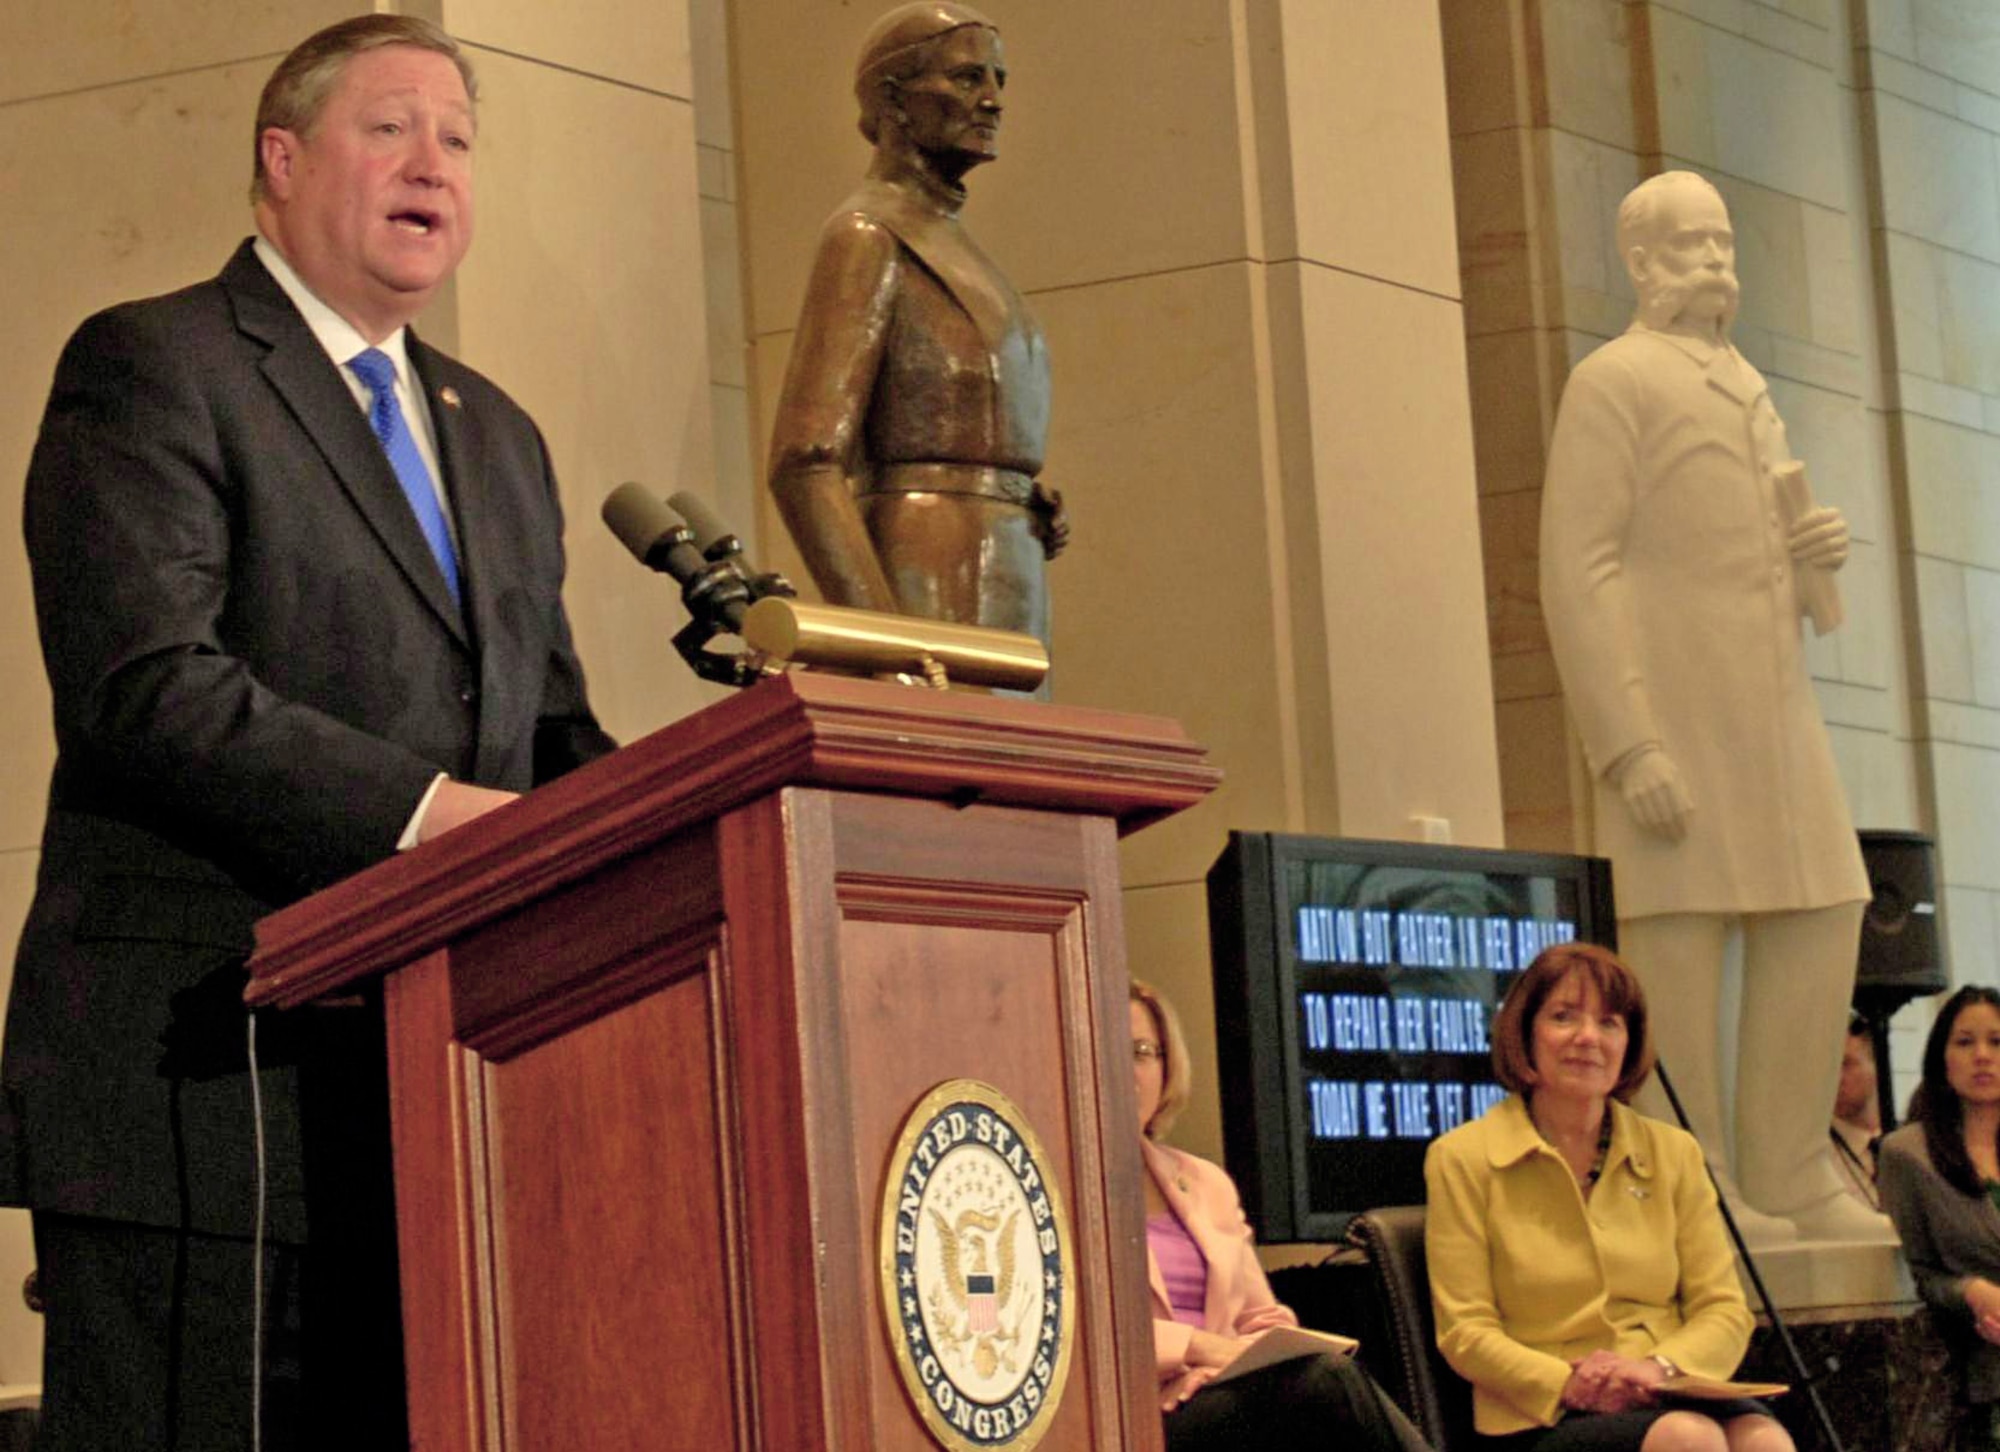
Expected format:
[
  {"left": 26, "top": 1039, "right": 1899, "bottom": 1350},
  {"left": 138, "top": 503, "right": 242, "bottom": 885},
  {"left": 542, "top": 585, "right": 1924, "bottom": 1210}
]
[{"left": 880, "top": 1079, "right": 1075, "bottom": 1450}]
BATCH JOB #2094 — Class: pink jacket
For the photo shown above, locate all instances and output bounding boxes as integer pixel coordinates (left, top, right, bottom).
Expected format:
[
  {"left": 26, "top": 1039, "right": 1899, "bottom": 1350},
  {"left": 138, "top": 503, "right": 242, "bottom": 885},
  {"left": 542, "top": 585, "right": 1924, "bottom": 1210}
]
[{"left": 1142, "top": 1138, "right": 1297, "bottom": 1401}]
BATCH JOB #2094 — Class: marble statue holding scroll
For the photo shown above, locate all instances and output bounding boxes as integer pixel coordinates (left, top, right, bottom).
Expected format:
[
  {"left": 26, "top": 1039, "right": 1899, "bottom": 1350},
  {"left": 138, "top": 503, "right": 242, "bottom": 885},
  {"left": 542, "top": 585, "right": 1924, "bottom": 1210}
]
[
  {"left": 1539, "top": 169, "right": 1887, "bottom": 1245},
  {"left": 768, "top": 1, "right": 1066, "bottom": 657}
]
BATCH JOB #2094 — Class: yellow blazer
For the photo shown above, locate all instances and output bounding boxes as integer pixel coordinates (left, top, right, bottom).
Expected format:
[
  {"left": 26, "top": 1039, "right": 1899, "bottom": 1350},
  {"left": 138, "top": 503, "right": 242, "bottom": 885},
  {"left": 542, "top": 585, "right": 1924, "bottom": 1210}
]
[{"left": 1423, "top": 1096, "right": 1751, "bottom": 1435}]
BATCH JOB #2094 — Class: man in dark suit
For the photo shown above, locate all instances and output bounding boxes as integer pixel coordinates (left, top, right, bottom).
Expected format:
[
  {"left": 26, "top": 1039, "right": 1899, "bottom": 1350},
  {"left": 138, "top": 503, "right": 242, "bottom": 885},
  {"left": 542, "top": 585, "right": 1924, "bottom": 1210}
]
[{"left": 3, "top": 15, "right": 616, "bottom": 1448}]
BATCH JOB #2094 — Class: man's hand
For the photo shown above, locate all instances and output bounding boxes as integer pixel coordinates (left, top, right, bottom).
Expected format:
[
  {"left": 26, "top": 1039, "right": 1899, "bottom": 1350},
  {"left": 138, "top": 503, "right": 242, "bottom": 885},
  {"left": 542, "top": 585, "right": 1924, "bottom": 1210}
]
[
  {"left": 1787, "top": 505, "right": 1849, "bottom": 570},
  {"left": 1614, "top": 747, "right": 1694, "bottom": 841},
  {"left": 417, "top": 781, "right": 519, "bottom": 843}
]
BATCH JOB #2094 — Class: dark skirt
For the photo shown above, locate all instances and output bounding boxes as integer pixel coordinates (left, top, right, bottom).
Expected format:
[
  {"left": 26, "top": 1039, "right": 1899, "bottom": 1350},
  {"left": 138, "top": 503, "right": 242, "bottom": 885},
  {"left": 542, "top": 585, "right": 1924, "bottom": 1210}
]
[{"left": 1165, "top": 1351, "right": 1434, "bottom": 1452}]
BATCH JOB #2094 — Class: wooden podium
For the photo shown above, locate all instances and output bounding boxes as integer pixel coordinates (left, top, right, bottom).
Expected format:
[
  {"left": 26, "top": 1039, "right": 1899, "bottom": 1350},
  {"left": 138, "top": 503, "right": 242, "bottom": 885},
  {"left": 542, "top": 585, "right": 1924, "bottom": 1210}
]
[{"left": 246, "top": 675, "right": 1218, "bottom": 1451}]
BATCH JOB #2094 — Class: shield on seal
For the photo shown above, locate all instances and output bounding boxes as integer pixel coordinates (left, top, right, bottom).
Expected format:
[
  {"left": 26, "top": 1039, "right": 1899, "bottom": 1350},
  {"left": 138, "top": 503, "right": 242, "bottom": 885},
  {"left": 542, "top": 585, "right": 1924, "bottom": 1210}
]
[{"left": 966, "top": 1272, "right": 998, "bottom": 1333}]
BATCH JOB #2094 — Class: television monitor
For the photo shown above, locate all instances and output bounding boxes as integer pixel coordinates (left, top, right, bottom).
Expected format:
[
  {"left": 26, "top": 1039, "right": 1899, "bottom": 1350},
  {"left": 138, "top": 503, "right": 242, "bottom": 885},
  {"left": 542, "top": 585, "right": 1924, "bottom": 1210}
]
[{"left": 1205, "top": 832, "right": 1618, "bottom": 1242}]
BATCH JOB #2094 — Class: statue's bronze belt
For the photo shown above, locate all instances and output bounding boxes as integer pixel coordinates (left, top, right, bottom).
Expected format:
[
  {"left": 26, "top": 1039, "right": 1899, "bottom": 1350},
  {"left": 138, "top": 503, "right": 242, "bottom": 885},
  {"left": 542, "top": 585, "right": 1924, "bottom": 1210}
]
[{"left": 864, "top": 462, "right": 1034, "bottom": 507}]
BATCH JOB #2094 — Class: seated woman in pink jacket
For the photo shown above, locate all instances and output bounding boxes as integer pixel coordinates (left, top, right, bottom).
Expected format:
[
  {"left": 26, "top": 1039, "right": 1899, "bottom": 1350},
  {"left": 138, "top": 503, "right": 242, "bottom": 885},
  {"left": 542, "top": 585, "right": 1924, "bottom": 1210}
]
[{"left": 1132, "top": 978, "right": 1431, "bottom": 1451}]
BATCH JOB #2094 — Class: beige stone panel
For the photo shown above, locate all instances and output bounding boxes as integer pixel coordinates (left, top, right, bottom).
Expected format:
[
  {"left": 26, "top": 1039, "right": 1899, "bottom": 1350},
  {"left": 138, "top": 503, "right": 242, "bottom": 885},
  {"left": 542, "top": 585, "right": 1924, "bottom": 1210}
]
[
  {"left": 1766, "top": 378, "right": 1875, "bottom": 537},
  {"left": 1547, "top": 131, "right": 1636, "bottom": 307},
  {"left": 1904, "top": 414, "right": 2000, "bottom": 570},
  {"left": 1800, "top": 201, "right": 1861, "bottom": 355},
  {"left": 1720, "top": 180, "right": 1812, "bottom": 346},
  {"left": 0, "top": 66, "right": 263, "bottom": 854},
  {"left": 1657, "top": 0, "right": 1748, "bottom": 35},
  {"left": 1273, "top": 0, "right": 1461, "bottom": 297},
  {"left": 1562, "top": 285, "right": 1637, "bottom": 341},
  {"left": 1961, "top": 85, "right": 2000, "bottom": 134},
  {"left": 1812, "top": 678, "right": 1891, "bottom": 733},
  {"left": 1455, "top": 129, "right": 1536, "bottom": 338},
  {"left": 451, "top": 54, "right": 717, "bottom": 743},
  {"left": 443, "top": 0, "right": 689, "bottom": 98},
  {"left": 0, "top": 851, "right": 39, "bottom": 1387},
  {"left": 734, "top": 0, "right": 1249, "bottom": 338},
  {"left": 1493, "top": 649, "right": 1562, "bottom": 702},
  {"left": 1870, "top": 51, "right": 1963, "bottom": 112},
  {"left": 1863, "top": 0, "right": 1919, "bottom": 59},
  {"left": 695, "top": 142, "right": 733, "bottom": 204},
  {"left": 1743, "top": 1, "right": 1833, "bottom": 64},
  {"left": 1769, "top": 332, "right": 1861, "bottom": 395},
  {"left": 1932, "top": 700, "right": 2000, "bottom": 752},
  {"left": 701, "top": 194, "right": 748, "bottom": 389},
  {"left": 1884, "top": 231, "right": 1945, "bottom": 381},
  {"left": 1824, "top": 721, "right": 1921, "bottom": 830},
  {"left": 1702, "top": 26, "right": 1848, "bottom": 209},
  {"left": 707, "top": 383, "right": 759, "bottom": 552},
  {"left": 1541, "top": 0, "right": 1640, "bottom": 151},
  {"left": 1838, "top": 539, "right": 1894, "bottom": 691},
  {"left": 1944, "top": 885, "right": 2000, "bottom": 984},
  {"left": 1911, "top": 0, "right": 2000, "bottom": 96},
  {"left": 1122, "top": 881, "right": 1228, "bottom": 1165},
  {"left": 1899, "top": 370, "right": 1987, "bottom": 430},
  {"left": 1966, "top": 564, "right": 2000, "bottom": 709},
  {"left": 687, "top": 0, "right": 733, "bottom": 149},
  {"left": 1440, "top": 0, "right": 1521, "bottom": 136},
  {"left": 1466, "top": 330, "right": 1555, "bottom": 497},
  {"left": 1874, "top": 93, "right": 2000, "bottom": 264},
  {"left": 1778, "top": 0, "right": 1835, "bottom": 27},
  {"left": 1650, "top": 6, "right": 1720, "bottom": 171},
  {"left": 1934, "top": 742, "right": 2000, "bottom": 890},
  {"left": 1482, "top": 489, "right": 1546, "bottom": 658},
  {"left": 1498, "top": 693, "right": 1573, "bottom": 839},
  {"left": 1030, "top": 265, "right": 1298, "bottom": 889},
  {"left": 1294, "top": 265, "right": 1505, "bottom": 847},
  {"left": 0, "top": 0, "right": 337, "bottom": 106},
  {"left": 1914, "top": 554, "right": 1976, "bottom": 701},
  {"left": 1936, "top": 248, "right": 2000, "bottom": 396}
]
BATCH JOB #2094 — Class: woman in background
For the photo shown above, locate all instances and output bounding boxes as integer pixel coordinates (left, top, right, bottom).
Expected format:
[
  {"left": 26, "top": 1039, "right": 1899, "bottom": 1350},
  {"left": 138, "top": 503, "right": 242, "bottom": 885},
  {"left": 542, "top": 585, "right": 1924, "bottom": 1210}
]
[
  {"left": 1424, "top": 943, "right": 1790, "bottom": 1451},
  {"left": 1878, "top": 984, "right": 2000, "bottom": 1448},
  {"left": 1131, "top": 978, "right": 1430, "bottom": 1451}
]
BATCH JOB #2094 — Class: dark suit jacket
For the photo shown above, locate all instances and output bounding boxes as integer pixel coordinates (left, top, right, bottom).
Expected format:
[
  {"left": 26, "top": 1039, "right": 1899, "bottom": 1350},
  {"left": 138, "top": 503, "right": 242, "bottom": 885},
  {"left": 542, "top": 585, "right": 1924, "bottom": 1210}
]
[{"left": 3, "top": 240, "right": 616, "bottom": 1241}]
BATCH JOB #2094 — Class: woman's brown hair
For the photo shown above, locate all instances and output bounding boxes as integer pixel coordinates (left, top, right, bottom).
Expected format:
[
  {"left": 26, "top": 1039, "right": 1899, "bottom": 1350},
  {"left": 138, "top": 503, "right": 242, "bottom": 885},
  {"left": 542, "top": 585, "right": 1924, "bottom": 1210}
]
[{"left": 1490, "top": 942, "right": 1656, "bottom": 1103}]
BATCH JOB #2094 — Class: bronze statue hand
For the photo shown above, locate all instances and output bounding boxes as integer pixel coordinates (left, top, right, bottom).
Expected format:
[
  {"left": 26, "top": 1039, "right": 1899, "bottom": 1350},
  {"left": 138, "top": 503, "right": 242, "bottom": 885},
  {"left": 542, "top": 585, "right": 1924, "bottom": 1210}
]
[{"left": 1033, "top": 482, "right": 1069, "bottom": 561}]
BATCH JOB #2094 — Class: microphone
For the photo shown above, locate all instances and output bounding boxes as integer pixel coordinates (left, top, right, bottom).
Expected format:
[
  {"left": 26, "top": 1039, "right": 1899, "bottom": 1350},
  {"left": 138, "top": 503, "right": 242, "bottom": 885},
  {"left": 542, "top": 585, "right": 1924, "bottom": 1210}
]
[
  {"left": 601, "top": 483, "right": 752, "bottom": 631},
  {"left": 667, "top": 490, "right": 743, "bottom": 561}
]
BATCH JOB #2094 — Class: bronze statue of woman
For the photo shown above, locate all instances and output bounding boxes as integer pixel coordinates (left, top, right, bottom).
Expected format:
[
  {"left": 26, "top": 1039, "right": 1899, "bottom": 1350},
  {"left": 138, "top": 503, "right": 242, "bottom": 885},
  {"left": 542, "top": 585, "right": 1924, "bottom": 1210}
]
[{"left": 767, "top": 2, "right": 1065, "bottom": 653}]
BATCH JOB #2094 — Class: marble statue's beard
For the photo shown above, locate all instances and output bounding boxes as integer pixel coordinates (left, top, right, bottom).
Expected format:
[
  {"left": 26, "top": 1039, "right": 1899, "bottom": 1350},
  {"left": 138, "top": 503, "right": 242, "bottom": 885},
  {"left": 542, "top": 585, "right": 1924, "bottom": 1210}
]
[{"left": 1637, "top": 269, "right": 1740, "bottom": 334}]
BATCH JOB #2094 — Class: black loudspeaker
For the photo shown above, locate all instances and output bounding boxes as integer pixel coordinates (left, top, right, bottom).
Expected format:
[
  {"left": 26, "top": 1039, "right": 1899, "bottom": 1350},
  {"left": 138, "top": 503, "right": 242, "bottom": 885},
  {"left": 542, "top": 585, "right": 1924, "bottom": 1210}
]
[{"left": 1855, "top": 829, "right": 1947, "bottom": 996}]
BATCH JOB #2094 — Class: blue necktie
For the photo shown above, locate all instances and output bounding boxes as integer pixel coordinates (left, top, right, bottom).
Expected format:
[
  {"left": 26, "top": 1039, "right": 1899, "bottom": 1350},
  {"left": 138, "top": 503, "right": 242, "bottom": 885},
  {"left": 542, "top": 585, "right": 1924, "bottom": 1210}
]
[{"left": 347, "top": 347, "right": 462, "bottom": 608}]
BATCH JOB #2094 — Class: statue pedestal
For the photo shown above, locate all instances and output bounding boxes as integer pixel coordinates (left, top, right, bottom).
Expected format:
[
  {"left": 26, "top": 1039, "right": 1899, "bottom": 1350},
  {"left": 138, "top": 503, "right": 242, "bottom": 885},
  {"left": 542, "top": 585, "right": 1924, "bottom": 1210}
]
[{"left": 1744, "top": 1238, "right": 1910, "bottom": 1312}]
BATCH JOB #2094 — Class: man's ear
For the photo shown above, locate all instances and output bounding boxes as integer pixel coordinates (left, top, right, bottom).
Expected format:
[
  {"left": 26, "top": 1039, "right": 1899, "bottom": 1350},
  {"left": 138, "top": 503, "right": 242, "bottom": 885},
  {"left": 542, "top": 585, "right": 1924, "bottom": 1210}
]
[
  {"left": 1623, "top": 244, "right": 1649, "bottom": 291},
  {"left": 259, "top": 127, "right": 300, "bottom": 200}
]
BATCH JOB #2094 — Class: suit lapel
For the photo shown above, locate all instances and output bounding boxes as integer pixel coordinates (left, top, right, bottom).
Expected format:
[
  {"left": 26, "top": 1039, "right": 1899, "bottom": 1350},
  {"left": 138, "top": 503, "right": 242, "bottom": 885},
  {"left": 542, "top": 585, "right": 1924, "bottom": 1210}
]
[{"left": 221, "top": 244, "right": 469, "bottom": 646}]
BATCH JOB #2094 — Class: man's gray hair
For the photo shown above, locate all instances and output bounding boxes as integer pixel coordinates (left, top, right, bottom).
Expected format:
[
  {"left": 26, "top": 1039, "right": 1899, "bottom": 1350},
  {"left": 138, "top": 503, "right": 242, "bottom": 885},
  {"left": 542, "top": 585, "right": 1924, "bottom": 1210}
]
[{"left": 251, "top": 14, "right": 478, "bottom": 203}]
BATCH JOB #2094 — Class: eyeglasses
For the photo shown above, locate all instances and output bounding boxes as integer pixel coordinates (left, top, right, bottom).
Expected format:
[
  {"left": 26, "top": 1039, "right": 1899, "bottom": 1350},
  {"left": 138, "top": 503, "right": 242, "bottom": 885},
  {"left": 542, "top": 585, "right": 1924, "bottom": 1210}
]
[{"left": 1132, "top": 1039, "right": 1165, "bottom": 1063}]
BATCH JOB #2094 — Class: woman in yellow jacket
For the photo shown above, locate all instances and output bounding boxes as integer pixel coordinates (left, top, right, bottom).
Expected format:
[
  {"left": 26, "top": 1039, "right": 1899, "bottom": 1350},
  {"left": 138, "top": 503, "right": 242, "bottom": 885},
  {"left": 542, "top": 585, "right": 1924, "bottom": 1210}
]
[{"left": 1423, "top": 943, "right": 1792, "bottom": 1451}]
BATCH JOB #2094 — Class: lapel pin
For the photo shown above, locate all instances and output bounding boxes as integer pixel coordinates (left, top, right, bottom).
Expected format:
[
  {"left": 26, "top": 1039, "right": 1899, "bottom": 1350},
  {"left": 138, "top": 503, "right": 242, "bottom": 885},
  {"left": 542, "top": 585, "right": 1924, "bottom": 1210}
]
[{"left": 439, "top": 386, "right": 462, "bottom": 410}]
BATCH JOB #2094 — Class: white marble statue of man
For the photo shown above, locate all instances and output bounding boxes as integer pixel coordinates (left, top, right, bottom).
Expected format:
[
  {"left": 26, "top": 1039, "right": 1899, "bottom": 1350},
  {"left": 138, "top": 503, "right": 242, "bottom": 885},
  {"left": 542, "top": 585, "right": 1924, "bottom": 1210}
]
[{"left": 1539, "top": 169, "right": 1888, "bottom": 1245}]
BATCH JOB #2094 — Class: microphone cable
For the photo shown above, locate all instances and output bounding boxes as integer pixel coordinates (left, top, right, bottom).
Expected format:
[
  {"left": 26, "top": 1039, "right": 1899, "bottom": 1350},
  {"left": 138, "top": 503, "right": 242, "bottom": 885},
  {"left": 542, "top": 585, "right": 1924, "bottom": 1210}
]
[{"left": 247, "top": 1011, "right": 267, "bottom": 1452}]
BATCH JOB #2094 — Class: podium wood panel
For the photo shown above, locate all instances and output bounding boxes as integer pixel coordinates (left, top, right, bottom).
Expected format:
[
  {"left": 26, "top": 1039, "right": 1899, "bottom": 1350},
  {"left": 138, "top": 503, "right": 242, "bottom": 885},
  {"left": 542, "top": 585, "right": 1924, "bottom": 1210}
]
[{"left": 250, "top": 676, "right": 1214, "bottom": 1449}]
